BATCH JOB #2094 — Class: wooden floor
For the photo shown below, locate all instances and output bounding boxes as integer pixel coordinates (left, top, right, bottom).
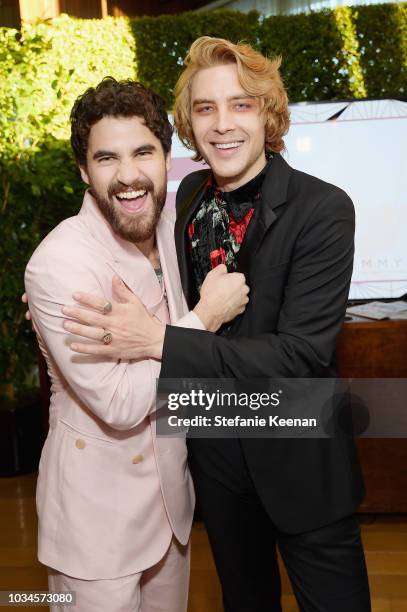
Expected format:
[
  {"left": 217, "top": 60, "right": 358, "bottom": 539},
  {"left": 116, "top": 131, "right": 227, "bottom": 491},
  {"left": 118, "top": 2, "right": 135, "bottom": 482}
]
[{"left": 1, "top": 473, "right": 407, "bottom": 611}]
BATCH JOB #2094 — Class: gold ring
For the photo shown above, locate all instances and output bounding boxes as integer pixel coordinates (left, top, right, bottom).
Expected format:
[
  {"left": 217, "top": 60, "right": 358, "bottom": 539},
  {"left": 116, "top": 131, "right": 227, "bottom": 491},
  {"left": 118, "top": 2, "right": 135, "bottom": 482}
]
[
  {"left": 103, "top": 301, "right": 112, "bottom": 315},
  {"left": 102, "top": 331, "right": 113, "bottom": 345}
]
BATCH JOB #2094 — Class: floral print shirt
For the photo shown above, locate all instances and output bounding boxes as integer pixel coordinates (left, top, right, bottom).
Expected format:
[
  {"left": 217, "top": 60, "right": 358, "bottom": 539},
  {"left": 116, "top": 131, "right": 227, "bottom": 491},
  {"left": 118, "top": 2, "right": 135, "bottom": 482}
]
[{"left": 188, "top": 154, "right": 272, "bottom": 292}]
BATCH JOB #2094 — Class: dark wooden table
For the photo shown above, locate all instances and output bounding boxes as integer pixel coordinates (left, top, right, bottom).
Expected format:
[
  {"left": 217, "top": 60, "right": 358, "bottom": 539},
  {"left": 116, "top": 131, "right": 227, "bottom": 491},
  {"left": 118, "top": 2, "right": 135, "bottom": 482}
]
[{"left": 337, "top": 317, "right": 407, "bottom": 512}]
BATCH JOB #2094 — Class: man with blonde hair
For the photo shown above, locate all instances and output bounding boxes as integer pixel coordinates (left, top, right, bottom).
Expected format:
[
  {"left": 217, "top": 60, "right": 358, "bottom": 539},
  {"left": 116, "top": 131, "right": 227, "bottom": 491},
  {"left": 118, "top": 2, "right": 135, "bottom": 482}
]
[{"left": 65, "top": 38, "right": 371, "bottom": 611}]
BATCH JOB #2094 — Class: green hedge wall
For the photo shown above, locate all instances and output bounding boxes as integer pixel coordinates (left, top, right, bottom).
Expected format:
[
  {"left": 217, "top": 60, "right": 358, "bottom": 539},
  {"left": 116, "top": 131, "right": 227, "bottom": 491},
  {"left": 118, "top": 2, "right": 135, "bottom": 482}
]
[
  {"left": 132, "top": 4, "right": 406, "bottom": 108},
  {"left": 0, "top": 5, "right": 406, "bottom": 397},
  {"left": 0, "top": 15, "right": 136, "bottom": 397},
  {"left": 131, "top": 10, "right": 260, "bottom": 109},
  {"left": 259, "top": 8, "right": 368, "bottom": 101},
  {"left": 354, "top": 3, "right": 407, "bottom": 97}
]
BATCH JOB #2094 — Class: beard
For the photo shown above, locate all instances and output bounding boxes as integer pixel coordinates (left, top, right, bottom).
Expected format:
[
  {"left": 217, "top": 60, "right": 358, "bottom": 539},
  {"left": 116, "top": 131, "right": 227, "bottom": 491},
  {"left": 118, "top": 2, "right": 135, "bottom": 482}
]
[{"left": 90, "top": 176, "right": 167, "bottom": 244}]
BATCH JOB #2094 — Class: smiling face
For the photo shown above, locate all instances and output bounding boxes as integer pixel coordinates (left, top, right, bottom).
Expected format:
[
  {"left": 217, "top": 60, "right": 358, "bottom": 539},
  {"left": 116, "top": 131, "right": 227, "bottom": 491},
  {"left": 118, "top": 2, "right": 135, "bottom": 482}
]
[
  {"left": 80, "top": 115, "right": 170, "bottom": 245},
  {"left": 190, "top": 63, "right": 267, "bottom": 191}
]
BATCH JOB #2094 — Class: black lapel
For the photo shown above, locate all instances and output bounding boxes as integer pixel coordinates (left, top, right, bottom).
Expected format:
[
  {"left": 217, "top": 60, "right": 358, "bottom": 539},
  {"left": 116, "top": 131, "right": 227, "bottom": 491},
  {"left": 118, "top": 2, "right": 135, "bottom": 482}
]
[
  {"left": 175, "top": 170, "right": 209, "bottom": 308},
  {"left": 236, "top": 153, "right": 292, "bottom": 283}
]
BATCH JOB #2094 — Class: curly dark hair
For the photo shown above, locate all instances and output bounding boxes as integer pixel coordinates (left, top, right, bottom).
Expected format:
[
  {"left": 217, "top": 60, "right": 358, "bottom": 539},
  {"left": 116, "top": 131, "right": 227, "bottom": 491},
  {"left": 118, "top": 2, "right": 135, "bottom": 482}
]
[{"left": 70, "top": 77, "right": 173, "bottom": 165}]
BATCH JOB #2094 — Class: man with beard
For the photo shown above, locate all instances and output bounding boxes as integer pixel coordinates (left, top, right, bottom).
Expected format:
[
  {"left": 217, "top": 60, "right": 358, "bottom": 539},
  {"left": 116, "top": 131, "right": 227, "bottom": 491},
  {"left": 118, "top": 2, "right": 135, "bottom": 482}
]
[
  {"left": 63, "top": 39, "right": 371, "bottom": 612},
  {"left": 24, "top": 77, "right": 248, "bottom": 612}
]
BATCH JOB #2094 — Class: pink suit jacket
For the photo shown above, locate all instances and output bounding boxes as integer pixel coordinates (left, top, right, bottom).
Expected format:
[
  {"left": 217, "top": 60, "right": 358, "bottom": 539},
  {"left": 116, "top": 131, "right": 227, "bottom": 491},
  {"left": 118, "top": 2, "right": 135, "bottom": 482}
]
[{"left": 24, "top": 192, "right": 204, "bottom": 580}]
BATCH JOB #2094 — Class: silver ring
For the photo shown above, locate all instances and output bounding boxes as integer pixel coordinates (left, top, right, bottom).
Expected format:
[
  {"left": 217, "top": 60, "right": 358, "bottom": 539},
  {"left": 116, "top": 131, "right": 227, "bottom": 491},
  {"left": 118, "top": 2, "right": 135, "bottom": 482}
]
[
  {"left": 103, "top": 301, "right": 112, "bottom": 315},
  {"left": 102, "top": 330, "right": 113, "bottom": 345}
]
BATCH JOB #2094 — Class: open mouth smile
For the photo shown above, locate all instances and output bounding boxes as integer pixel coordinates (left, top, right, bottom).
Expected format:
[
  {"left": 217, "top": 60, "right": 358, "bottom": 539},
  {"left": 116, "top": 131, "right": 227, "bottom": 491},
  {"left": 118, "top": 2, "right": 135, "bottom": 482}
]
[
  {"left": 114, "top": 189, "right": 148, "bottom": 213},
  {"left": 212, "top": 141, "right": 244, "bottom": 155}
]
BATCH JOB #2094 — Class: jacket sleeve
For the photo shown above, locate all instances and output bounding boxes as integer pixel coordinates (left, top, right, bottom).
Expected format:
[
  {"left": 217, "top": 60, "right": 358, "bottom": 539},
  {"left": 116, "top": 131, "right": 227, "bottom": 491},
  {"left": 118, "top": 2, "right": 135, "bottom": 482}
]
[
  {"left": 160, "top": 188, "right": 355, "bottom": 379},
  {"left": 25, "top": 245, "right": 203, "bottom": 431}
]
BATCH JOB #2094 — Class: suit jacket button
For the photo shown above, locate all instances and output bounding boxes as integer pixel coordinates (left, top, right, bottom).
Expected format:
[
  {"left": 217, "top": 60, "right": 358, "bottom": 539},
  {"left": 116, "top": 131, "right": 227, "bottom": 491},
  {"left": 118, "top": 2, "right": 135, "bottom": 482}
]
[
  {"left": 132, "top": 454, "right": 144, "bottom": 464},
  {"left": 75, "top": 439, "right": 86, "bottom": 450}
]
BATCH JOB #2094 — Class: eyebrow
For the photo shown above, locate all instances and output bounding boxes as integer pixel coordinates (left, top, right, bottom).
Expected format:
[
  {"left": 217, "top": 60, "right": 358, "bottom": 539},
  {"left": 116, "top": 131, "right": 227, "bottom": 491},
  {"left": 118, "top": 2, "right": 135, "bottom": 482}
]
[
  {"left": 92, "top": 144, "right": 156, "bottom": 160},
  {"left": 192, "top": 95, "right": 255, "bottom": 108}
]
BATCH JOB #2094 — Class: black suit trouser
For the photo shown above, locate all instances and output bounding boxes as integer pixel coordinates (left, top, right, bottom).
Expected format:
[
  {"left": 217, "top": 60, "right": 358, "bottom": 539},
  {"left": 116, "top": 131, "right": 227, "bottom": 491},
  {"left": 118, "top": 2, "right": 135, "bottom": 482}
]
[{"left": 188, "top": 438, "right": 371, "bottom": 612}]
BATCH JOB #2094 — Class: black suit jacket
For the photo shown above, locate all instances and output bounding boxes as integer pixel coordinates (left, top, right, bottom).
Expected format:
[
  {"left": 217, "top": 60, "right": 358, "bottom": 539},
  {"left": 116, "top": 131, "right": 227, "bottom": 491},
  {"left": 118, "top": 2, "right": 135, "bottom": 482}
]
[{"left": 160, "top": 153, "right": 364, "bottom": 533}]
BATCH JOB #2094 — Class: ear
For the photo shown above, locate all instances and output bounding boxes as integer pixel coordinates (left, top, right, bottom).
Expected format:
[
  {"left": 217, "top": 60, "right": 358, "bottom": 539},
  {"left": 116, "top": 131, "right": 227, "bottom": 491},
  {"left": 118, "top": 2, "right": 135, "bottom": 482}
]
[
  {"left": 79, "top": 165, "right": 90, "bottom": 185},
  {"left": 165, "top": 152, "right": 171, "bottom": 173}
]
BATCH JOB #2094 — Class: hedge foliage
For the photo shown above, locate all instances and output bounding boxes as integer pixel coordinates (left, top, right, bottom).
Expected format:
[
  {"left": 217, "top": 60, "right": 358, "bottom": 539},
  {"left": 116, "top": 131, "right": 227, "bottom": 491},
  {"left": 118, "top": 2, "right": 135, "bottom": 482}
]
[
  {"left": 353, "top": 3, "right": 407, "bottom": 97},
  {"left": 0, "top": 5, "right": 406, "bottom": 397},
  {"left": 131, "top": 10, "right": 260, "bottom": 108},
  {"left": 0, "top": 16, "right": 135, "bottom": 397},
  {"left": 132, "top": 4, "right": 406, "bottom": 108},
  {"left": 260, "top": 9, "right": 368, "bottom": 101}
]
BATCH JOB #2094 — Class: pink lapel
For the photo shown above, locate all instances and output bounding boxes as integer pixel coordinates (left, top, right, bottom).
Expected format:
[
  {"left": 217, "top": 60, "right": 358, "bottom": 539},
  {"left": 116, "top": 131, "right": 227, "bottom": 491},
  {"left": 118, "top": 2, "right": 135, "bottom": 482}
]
[
  {"left": 156, "top": 208, "right": 186, "bottom": 323},
  {"left": 78, "top": 191, "right": 185, "bottom": 320}
]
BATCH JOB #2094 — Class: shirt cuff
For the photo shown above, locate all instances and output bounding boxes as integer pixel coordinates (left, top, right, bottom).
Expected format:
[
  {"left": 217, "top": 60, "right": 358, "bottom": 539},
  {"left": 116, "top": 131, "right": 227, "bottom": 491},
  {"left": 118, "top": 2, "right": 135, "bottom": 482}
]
[{"left": 174, "top": 310, "right": 207, "bottom": 331}]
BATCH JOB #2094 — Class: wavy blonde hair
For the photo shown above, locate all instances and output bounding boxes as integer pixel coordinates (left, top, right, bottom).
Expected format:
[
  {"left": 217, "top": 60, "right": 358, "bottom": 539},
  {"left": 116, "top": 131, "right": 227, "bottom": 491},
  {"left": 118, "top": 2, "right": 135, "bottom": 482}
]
[{"left": 174, "top": 36, "right": 290, "bottom": 161}]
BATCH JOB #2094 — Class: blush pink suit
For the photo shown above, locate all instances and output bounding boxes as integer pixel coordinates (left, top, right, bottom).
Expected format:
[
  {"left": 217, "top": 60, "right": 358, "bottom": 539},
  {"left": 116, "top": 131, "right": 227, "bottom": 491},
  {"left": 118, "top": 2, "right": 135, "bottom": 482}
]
[{"left": 24, "top": 192, "right": 204, "bottom": 611}]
